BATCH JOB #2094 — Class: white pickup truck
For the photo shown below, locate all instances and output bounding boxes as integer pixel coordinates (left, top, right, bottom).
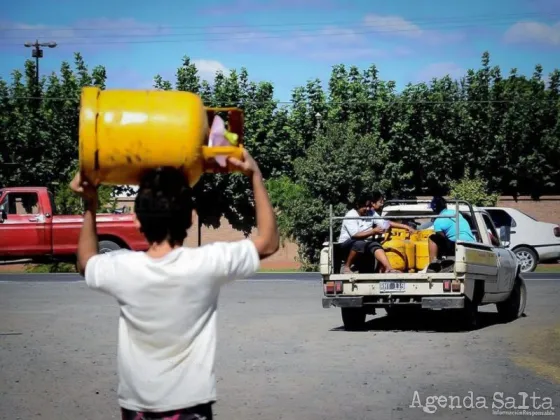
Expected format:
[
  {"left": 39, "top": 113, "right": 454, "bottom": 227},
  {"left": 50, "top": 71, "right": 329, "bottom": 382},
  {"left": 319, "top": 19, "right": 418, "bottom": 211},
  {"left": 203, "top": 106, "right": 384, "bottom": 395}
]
[{"left": 320, "top": 200, "right": 527, "bottom": 331}]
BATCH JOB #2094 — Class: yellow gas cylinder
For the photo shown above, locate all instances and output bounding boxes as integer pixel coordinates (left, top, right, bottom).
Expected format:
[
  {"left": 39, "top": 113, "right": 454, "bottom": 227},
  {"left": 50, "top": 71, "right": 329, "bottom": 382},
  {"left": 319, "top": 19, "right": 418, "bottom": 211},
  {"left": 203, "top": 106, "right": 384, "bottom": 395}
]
[
  {"left": 414, "top": 229, "right": 434, "bottom": 271},
  {"left": 78, "top": 87, "right": 244, "bottom": 187},
  {"left": 382, "top": 230, "right": 408, "bottom": 271},
  {"left": 404, "top": 233, "right": 416, "bottom": 272}
]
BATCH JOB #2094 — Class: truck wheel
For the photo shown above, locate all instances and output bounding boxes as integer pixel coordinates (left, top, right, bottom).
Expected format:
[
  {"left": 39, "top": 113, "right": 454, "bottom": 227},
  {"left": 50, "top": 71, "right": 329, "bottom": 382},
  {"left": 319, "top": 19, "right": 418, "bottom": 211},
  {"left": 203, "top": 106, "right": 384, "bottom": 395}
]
[
  {"left": 341, "top": 308, "right": 366, "bottom": 331},
  {"left": 98, "top": 240, "right": 121, "bottom": 254},
  {"left": 514, "top": 246, "right": 538, "bottom": 273},
  {"left": 496, "top": 275, "right": 527, "bottom": 322},
  {"left": 460, "top": 298, "right": 479, "bottom": 331}
]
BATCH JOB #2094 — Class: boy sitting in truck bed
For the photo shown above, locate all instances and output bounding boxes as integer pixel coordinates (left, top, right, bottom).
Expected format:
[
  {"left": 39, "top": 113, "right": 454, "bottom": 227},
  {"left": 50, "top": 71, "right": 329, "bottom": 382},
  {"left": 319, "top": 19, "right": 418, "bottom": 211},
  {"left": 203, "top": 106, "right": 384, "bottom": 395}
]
[
  {"left": 426, "top": 196, "right": 476, "bottom": 269},
  {"left": 338, "top": 196, "right": 400, "bottom": 274},
  {"left": 366, "top": 191, "right": 417, "bottom": 235}
]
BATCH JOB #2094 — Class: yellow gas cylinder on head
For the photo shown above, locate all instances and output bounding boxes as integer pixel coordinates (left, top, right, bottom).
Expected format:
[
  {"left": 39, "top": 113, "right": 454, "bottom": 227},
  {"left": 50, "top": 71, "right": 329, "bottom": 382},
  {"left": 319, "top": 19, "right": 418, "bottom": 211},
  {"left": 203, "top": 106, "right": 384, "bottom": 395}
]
[
  {"left": 78, "top": 87, "right": 245, "bottom": 187},
  {"left": 414, "top": 229, "right": 434, "bottom": 271},
  {"left": 382, "top": 229, "right": 408, "bottom": 271}
]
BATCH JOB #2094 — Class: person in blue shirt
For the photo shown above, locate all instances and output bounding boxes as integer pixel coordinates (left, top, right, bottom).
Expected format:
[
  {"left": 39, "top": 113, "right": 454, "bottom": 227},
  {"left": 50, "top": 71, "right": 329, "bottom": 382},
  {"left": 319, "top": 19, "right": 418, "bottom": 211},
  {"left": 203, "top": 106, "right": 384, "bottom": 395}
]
[{"left": 428, "top": 196, "right": 476, "bottom": 262}]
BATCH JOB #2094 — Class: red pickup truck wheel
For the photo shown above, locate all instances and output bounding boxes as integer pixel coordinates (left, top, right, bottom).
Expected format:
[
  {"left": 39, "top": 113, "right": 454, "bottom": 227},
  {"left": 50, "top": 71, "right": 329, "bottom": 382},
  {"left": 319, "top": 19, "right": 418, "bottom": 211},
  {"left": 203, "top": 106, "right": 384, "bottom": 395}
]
[{"left": 98, "top": 240, "right": 122, "bottom": 254}]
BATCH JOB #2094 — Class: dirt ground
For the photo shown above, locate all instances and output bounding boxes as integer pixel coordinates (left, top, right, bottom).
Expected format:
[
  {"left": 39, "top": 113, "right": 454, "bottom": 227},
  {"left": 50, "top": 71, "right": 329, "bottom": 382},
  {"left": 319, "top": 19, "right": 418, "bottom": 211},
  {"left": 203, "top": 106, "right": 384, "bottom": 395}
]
[{"left": 0, "top": 277, "right": 559, "bottom": 420}]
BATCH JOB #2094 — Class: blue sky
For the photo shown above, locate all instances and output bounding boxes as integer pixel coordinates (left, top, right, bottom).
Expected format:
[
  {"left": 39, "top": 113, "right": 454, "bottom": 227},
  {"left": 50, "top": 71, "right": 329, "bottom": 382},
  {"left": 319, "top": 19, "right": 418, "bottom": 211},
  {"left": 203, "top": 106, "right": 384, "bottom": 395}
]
[{"left": 1, "top": 0, "right": 559, "bottom": 102}]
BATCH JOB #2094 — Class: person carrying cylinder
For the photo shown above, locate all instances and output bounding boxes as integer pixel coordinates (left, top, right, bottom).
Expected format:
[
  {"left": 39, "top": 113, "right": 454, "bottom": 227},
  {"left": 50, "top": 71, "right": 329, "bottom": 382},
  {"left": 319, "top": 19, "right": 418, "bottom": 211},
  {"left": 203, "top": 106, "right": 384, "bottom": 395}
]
[
  {"left": 338, "top": 195, "right": 400, "bottom": 274},
  {"left": 69, "top": 149, "right": 279, "bottom": 420}
]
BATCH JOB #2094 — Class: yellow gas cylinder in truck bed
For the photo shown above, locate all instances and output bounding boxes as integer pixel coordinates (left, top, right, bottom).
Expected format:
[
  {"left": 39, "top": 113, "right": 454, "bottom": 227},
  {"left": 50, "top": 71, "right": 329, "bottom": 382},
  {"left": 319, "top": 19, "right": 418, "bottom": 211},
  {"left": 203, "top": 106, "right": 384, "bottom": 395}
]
[
  {"left": 386, "top": 228, "right": 416, "bottom": 272},
  {"left": 78, "top": 87, "right": 245, "bottom": 188},
  {"left": 414, "top": 229, "right": 434, "bottom": 270},
  {"left": 404, "top": 234, "right": 416, "bottom": 272},
  {"left": 382, "top": 230, "right": 408, "bottom": 271}
]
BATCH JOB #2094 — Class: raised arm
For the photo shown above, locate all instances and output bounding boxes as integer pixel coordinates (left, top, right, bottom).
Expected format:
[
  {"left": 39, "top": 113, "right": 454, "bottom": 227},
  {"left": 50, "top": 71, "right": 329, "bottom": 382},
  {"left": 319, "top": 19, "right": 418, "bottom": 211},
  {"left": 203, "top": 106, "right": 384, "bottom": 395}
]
[
  {"left": 389, "top": 220, "right": 416, "bottom": 233},
  {"left": 69, "top": 172, "right": 100, "bottom": 276}
]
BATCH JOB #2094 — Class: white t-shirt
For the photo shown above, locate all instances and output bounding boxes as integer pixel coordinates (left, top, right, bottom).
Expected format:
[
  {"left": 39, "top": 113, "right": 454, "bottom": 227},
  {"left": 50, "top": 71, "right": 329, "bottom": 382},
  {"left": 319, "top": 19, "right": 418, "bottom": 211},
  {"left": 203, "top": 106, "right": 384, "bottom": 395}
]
[
  {"left": 371, "top": 210, "right": 390, "bottom": 231},
  {"left": 358, "top": 211, "right": 391, "bottom": 231},
  {"left": 84, "top": 239, "right": 260, "bottom": 412},
  {"left": 338, "top": 209, "right": 365, "bottom": 243}
]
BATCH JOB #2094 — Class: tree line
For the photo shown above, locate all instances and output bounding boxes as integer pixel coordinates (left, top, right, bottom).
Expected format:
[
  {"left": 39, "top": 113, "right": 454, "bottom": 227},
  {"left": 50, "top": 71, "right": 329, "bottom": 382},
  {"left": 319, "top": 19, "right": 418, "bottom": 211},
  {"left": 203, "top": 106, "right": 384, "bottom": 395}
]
[{"left": 0, "top": 51, "right": 558, "bottom": 267}]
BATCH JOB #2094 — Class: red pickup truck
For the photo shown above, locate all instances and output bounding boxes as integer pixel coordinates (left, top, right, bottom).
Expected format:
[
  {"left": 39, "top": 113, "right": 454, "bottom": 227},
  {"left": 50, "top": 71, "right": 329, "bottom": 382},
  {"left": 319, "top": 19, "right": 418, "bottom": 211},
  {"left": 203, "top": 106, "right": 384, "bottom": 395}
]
[{"left": 0, "top": 186, "right": 148, "bottom": 264}]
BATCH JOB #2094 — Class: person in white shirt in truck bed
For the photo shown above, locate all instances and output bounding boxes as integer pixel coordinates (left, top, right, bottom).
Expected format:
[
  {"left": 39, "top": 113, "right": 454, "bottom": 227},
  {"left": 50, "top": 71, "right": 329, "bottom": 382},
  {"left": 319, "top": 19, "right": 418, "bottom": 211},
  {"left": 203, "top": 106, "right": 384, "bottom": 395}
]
[
  {"left": 338, "top": 195, "right": 400, "bottom": 274},
  {"left": 366, "top": 191, "right": 417, "bottom": 236},
  {"left": 69, "top": 149, "right": 279, "bottom": 420}
]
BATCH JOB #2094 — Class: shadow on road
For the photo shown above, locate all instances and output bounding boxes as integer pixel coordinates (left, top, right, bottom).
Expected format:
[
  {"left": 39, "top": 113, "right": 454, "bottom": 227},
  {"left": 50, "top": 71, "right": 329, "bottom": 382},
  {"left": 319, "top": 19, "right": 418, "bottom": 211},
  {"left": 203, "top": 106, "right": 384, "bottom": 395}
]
[{"left": 330, "top": 310, "right": 527, "bottom": 333}]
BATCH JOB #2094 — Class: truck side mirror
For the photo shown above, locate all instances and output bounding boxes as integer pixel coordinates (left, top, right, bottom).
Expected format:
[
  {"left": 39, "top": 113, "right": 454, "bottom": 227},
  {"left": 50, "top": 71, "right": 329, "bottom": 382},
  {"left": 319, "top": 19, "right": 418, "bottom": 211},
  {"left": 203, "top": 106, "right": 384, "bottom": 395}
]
[
  {"left": 499, "top": 226, "right": 510, "bottom": 247},
  {"left": 0, "top": 209, "right": 6, "bottom": 222}
]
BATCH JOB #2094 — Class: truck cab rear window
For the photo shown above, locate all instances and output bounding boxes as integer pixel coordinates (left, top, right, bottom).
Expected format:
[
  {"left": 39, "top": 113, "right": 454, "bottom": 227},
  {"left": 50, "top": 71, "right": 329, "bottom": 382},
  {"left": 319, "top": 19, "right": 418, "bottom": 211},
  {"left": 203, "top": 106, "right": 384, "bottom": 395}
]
[{"left": 2, "top": 193, "right": 40, "bottom": 215}]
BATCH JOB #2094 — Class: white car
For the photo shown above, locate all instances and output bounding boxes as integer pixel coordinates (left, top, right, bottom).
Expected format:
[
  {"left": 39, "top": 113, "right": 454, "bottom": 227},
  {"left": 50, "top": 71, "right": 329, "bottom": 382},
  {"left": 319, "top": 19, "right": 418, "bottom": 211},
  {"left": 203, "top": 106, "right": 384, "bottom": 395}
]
[{"left": 483, "top": 207, "right": 560, "bottom": 273}]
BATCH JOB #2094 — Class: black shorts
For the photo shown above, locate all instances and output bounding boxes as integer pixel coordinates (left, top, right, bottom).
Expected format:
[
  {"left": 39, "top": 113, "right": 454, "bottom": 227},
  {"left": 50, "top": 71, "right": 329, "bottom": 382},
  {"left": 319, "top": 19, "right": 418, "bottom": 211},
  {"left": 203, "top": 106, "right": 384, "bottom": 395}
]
[
  {"left": 429, "top": 234, "right": 455, "bottom": 257},
  {"left": 340, "top": 239, "right": 382, "bottom": 254}
]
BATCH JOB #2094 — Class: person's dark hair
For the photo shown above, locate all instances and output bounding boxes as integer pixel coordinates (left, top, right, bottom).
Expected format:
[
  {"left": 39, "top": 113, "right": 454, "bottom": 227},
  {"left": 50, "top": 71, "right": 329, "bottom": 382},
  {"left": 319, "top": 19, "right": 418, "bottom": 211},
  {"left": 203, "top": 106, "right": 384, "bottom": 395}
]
[
  {"left": 134, "top": 167, "right": 193, "bottom": 245},
  {"left": 371, "top": 191, "right": 384, "bottom": 203},
  {"left": 354, "top": 195, "right": 370, "bottom": 209},
  {"left": 430, "top": 196, "right": 447, "bottom": 214}
]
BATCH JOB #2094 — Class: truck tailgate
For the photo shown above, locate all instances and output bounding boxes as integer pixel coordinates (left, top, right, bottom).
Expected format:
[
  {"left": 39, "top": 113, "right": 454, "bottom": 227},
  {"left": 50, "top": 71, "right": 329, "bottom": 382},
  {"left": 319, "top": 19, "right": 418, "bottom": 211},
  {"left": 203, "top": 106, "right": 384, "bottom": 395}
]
[{"left": 324, "top": 272, "right": 460, "bottom": 295}]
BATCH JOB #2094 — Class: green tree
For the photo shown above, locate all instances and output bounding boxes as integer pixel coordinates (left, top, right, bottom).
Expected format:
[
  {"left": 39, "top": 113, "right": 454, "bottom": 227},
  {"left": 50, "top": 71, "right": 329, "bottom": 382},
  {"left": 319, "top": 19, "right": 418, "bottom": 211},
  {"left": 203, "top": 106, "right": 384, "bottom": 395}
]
[
  {"left": 448, "top": 170, "right": 500, "bottom": 207},
  {"left": 270, "top": 51, "right": 559, "bottom": 267},
  {"left": 153, "top": 58, "right": 292, "bottom": 236},
  {"left": 0, "top": 53, "right": 110, "bottom": 195},
  {"left": 270, "top": 122, "right": 391, "bottom": 267},
  {"left": 2, "top": 50, "right": 559, "bottom": 271},
  {"left": 52, "top": 161, "right": 117, "bottom": 215}
]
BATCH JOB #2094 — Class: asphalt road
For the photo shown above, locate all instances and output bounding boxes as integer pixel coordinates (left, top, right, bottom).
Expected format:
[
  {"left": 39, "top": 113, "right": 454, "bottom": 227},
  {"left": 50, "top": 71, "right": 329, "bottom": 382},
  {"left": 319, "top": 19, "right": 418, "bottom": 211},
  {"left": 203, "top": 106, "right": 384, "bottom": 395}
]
[{"left": 0, "top": 276, "right": 559, "bottom": 419}]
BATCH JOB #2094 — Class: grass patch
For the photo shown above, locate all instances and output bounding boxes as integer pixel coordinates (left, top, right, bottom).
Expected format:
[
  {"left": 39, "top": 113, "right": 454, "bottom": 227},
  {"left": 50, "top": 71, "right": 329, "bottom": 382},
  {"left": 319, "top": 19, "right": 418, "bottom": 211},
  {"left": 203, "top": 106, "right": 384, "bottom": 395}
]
[
  {"left": 512, "top": 324, "right": 560, "bottom": 385},
  {"left": 25, "top": 263, "right": 77, "bottom": 273},
  {"left": 535, "top": 264, "right": 560, "bottom": 273}
]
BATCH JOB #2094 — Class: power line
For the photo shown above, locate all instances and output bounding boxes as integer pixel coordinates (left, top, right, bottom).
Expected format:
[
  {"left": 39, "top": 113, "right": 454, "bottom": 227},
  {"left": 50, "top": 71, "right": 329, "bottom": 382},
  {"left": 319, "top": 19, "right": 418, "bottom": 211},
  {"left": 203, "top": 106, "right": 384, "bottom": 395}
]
[
  {"left": 0, "top": 24, "right": 541, "bottom": 46},
  {"left": 0, "top": 11, "right": 554, "bottom": 33},
  {"left": 2, "top": 96, "right": 559, "bottom": 105},
  {"left": 0, "top": 20, "right": 533, "bottom": 41},
  {"left": 1, "top": 13, "right": 558, "bottom": 46}
]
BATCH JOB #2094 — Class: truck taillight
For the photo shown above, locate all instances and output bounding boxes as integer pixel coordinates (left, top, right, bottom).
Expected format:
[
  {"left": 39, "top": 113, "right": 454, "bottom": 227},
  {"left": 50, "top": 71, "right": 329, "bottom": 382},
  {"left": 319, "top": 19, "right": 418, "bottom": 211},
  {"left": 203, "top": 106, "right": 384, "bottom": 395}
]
[
  {"left": 443, "top": 280, "right": 460, "bottom": 292},
  {"left": 324, "top": 281, "right": 343, "bottom": 294},
  {"left": 554, "top": 226, "right": 560, "bottom": 237}
]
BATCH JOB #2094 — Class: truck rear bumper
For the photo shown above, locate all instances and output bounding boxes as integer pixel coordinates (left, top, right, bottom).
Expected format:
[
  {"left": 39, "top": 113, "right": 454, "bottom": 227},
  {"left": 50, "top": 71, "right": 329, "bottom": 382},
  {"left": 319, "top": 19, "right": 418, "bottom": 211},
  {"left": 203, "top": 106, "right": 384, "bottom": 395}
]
[
  {"left": 322, "top": 296, "right": 364, "bottom": 308},
  {"left": 322, "top": 296, "right": 465, "bottom": 309},
  {"left": 421, "top": 296, "right": 464, "bottom": 309}
]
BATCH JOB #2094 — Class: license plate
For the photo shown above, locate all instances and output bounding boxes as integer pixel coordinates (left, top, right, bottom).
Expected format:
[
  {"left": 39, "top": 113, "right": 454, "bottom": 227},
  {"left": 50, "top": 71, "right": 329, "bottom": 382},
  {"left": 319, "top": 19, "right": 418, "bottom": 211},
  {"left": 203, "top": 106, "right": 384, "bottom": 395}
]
[{"left": 379, "top": 281, "right": 406, "bottom": 293}]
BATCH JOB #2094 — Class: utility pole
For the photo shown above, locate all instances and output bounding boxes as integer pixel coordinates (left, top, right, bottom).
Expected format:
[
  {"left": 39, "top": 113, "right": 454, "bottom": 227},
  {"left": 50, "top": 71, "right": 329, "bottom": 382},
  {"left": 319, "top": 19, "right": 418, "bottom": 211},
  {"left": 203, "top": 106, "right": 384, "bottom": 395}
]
[{"left": 24, "top": 40, "right": 57, "bottom": 84}]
